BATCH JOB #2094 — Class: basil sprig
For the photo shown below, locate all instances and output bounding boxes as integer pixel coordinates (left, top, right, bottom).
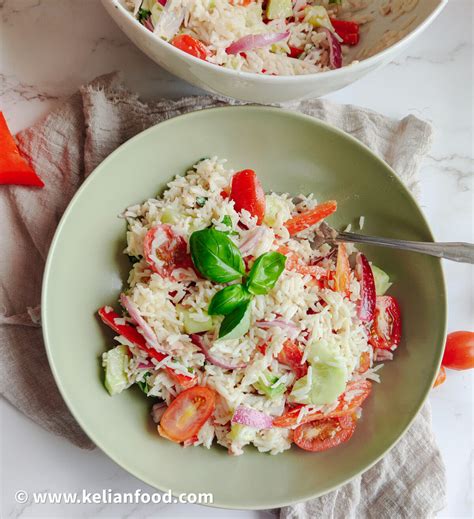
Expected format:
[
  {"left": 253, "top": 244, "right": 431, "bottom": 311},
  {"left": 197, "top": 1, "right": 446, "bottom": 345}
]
[
  {"left": 208, "top": 284, "right": 251, "bottom": 316},
  {"left": 246, "top": 251, "right": 286, "bottom": 296},
  {"left": 189, "top": 226, "right": 286, "bottom": 340},
  {"left": 190, "top": 228, "right": 245, "bottom": 283}
]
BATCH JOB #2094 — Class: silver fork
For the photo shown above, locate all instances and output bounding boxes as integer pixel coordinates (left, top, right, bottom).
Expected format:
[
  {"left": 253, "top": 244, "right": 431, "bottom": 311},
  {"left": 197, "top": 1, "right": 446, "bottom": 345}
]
[{"left": 317, "top": 223, "right": 474, "bottom": 264}]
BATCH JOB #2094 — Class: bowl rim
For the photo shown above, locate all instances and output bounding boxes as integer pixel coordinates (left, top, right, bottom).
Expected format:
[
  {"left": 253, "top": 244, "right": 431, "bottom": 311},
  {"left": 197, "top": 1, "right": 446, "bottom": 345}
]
[
  {"left": 42, "top": 105, "right": 447, "bottom": 509},
  {"left": 104, "top": 0, "right": 448, "bottom": 84}
]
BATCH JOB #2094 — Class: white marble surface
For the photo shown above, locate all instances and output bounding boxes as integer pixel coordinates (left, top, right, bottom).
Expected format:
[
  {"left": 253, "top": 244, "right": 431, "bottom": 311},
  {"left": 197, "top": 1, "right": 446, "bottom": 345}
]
[{"left": 0, "top": 0, "right": 472, "bottom": 517}]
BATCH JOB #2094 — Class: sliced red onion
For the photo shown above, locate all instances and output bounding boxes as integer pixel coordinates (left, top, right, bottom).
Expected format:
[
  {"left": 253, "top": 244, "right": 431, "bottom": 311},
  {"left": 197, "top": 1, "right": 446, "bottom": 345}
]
[
  {"left": 239, "top": 226, "right": 265, "bottom": 256},
  {"left": 120, "top": 294, "right": 160, "bottom": 350},
  {"left": 226, "top": 31, "right": 290, "bottom": 55},
  {"left": 137, "top": 361, "right": 155, "bottom": 369},
  {"left": 374, "top": 348, "right": 394, "bottom": 362},
  {"left": 151, "top": 402, "right": 167, "bottom": 424},
  {"left": 256, "top": 319, "right": 299, "bottom": 339},
  {"left": 232, "top": 406, "right": 273, "bottom": 430},
  {"left": 190, "top": 334, "right": 247, "bottom": 370},
  {"left": 143, "top": 17, "right": 154, "bottom": 31},
  {"left": 322, "top": 28, "right": 342, "bottom": 69}
]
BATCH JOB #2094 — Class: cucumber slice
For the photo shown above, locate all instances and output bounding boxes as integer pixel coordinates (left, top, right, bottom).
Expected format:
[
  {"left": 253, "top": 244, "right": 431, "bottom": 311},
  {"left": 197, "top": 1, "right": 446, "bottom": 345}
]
[
  {"left": 263, "top": 193, "right": 290, "bottom": 227},
  {"left": 228, "top": 423, "right": 257, "bottom": 443},
  {"left": 306, "top": 339, "right": 343, "bottom": 365},
  {"left": 182, "top": 309, "right": 214, "bottom": 334},
  {"left": 308, "top": 362, "right": 347, "bottom": 405},
  {"left": 304, "top": 6, "right": 333, "bottom": 30},
  {"left": 254, "top": 370, "right": 286, "bottom": 399},
  {"left": 371, "top": 265, "right": 392, "bottom": 295},
  {"left": 141, "top": 0, "right": 156, "bottom": 11},
  {"left": 291, "top": 339, "right": 347, "bottom": 405},
  {"left": 161, "top": 207, "right": 180, "bottom": 224},
  {"left": 103, "top": 345, "right": 129, "bottom": 396},
  {"left": 150, "top": 2, "right": 163, "bottom": 25},
  {"left": 290, "top": 363, "right": 346, "bottom": 405},
  {"left": 266, "top": 0, "right": 293, "bottom": 20}
]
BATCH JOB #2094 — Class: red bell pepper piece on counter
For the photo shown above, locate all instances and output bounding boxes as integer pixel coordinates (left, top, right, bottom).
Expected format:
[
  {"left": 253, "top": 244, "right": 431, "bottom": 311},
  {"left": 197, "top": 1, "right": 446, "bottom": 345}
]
[
  {"left": 0, "top": 112, "right": 44, "bottom": 187},
  {"left": 98, "top": 306, "right": 196, "bottom": 389}
]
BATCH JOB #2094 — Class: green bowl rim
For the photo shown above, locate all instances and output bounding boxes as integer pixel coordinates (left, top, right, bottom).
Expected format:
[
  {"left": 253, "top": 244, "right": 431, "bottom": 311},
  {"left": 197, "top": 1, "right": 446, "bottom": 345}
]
[{"left": 41, "top": 105, "right": 447, "bottom": 509}]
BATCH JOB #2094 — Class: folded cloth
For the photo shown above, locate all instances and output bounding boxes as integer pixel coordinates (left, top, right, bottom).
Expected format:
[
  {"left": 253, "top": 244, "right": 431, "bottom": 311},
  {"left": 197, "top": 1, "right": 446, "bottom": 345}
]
[{"left": 0, "top": 72, "right": 446, "bottom": 517}]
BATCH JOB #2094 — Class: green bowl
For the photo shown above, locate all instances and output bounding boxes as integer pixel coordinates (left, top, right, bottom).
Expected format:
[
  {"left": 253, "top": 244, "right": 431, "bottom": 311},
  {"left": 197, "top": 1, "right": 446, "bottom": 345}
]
[{"left": 42, "top": 106, "right": 446, "bottom": 509}]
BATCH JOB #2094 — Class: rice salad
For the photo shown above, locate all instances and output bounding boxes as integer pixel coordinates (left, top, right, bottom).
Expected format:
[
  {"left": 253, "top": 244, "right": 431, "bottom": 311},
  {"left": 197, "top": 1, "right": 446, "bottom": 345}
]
[
  {"left": 100, "top": 157, "right": 402, "bottom": 455},
  {"left": 125, "top": 0, "right": 369, "bottom": 75}
]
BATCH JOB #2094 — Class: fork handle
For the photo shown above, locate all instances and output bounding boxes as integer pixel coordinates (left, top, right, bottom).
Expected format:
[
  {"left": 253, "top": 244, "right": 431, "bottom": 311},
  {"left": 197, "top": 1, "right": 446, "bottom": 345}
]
[{"left": 338, "top": 232, "right": 474, "bottom": 264}]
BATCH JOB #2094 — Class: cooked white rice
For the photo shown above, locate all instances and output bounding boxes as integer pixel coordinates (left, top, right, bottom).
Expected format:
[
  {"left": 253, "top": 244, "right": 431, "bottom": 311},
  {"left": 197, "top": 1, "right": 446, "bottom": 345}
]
[
  {"left": 125, "top": 0, "right": 372, "bottom": 75},
  {"left": 101, "top": 156, "right": 388, "bottom": 455}
]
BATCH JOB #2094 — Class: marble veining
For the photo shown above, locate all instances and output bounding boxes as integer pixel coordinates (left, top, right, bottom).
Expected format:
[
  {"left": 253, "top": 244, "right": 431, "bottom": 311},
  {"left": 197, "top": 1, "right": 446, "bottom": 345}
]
[{"left": 0, "top": 0, "right": 472, "bottom": 518}]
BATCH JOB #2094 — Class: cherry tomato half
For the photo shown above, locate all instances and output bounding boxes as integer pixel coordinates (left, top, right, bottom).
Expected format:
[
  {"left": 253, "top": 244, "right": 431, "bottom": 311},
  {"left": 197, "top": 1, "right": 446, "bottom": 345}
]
[
  {"left": 158, "top": 386, "right": 216, "bottom": 443},
  {"left": 171, "top": 35, "right": 208, "bottom": 60},
  {"left": 442, "top": 331, "right": 474, "bottom": 370},
  {"left": 98, "top": 306, "right": 196, "bottom": 388},
  {"left": 277, "top": 339, "right": 308, "bottom": 379},
  {"left": 369, "top": 295, "right": 402, "bottom": 351},
  {"left": 357, "top": 351, "right": 371, "bottom": 374},
  {"left": 293, "top": 414, "right": 357, "bottom": 452},
  {"left": 273, "top": 380, "right": 372, "bottom": 428},
  {"left": 143, "top": 224, "right": 192, "bottom": 277},
  {"left": 230, "top": 169, "right": 266, "bottom": 224}
]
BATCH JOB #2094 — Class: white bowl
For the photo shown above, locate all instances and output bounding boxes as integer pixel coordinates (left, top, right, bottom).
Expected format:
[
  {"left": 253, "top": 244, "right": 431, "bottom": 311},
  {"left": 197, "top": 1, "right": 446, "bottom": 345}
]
[{"left": 102, "top": 0, "right": 447, "bottom": 103}]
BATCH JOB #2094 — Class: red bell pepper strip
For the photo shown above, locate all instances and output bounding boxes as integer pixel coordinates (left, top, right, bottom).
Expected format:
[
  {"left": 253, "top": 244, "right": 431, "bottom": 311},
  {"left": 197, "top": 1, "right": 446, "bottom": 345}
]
[
  {"left": 355, "top": 252, "right": 376, "bottom": 322},
  {"left": 329, "top": 18, "right": 360, "bottom": 46},
  {"left": 98, "top": 306, "right": 196, "bottom": 388},
  {"left": 0, "top": 112, "right": 44, "bottom": 187},
  {"left": 230, "top": 169, "right": 266, "bottom": 224},
  {"left": 288, "top": 46, "right": 304, "bottom": 58},
  {"left": 273, "top": 380, "right": 372, "bottom": 428},
  {"left": 284, "top": 200, "right": 337, "bottom": 236},
  {"left": 277, "top": 339, "right": 308, "bottom": 379}
]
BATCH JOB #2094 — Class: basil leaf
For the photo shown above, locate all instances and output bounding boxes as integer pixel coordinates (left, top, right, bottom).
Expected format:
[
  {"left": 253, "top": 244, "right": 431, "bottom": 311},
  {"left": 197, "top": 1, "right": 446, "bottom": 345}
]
[
  {"left": 221, "top": 215, "right": 239, "bottom": 236},
  {"left": 190, "top": 228, "right": 245, "bottom": 283},
  {"left": 137, "top": 373, "right": 150, "bottom": 394},
  {"left": 218, "top": 300, "right": 252, "bottom": 340},
  {"left": 137, "top": 8, "right": 150, "bottom": 21},
  {"left": 246, "top": 251, "right": 286, "bottom": 295},
  {"left": 129, "top": 255, "right": 142, "bottom": 265},
  {"left": 208, "top": 284, "right": 251, "bottom": 316}
]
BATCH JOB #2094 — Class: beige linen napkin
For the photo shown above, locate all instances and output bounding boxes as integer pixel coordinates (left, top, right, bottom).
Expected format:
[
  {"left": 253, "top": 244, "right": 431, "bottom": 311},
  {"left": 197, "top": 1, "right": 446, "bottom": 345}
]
[{"left": 0, "top": 72, "right": 446, "bottom": 517}]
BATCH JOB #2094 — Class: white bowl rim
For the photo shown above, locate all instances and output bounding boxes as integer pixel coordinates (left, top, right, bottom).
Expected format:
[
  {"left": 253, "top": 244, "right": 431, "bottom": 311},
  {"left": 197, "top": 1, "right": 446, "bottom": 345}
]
[{"left": 106, "top": 0, "right": 448, "bottom": 84}]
